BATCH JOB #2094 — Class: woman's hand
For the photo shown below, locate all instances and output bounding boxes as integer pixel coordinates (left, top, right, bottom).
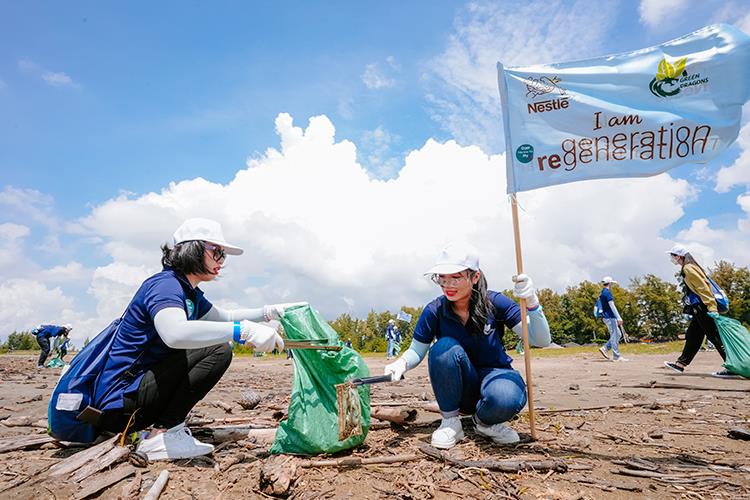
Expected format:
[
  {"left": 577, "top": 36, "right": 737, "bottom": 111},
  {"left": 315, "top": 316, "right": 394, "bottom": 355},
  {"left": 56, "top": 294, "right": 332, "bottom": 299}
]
[
  {"left": 384, "top": 358, "right": 408, "bottom": 381},
  {"left": 240, "top": 321, "right": 285, "bottom": 352},
  {"left": 512, "top": 274, "right": 539, "bottom": 309}
]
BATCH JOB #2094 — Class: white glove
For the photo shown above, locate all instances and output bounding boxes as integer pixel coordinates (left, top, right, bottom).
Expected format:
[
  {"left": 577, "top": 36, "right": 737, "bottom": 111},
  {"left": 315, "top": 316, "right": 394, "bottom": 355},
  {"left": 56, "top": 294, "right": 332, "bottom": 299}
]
[
  {"left": 384, "top": 357, "right": 408, "bottom": 382},
  {"left": 263, "top": 302, "right": 309, "bottom": 322},
  {"left": 240, "top": 321, "right": 285, "bottom": 352},
  {"left": 512, "top": 274, "right": 539, "bottom": 309}
]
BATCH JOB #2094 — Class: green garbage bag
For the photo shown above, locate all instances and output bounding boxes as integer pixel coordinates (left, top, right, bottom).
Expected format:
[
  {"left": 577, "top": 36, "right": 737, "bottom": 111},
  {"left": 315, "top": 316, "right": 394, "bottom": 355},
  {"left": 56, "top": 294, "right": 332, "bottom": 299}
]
[
  {"left": 46, "top": 356, "right": 65, "bottom": 368},
  {"left": 270, "top": 305, "right": 371, "bottom": 455},
  {"left": 714, "top": 315, "right": 750, "bottom": 378}
]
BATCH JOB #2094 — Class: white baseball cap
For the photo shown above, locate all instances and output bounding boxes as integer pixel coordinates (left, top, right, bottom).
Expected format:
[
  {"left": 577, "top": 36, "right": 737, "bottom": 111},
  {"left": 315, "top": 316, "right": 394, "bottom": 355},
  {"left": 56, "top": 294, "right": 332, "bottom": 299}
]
[
  {"left": 172, "top": 218, "right": 243, "bottom": 255},
  {"left": 601, "top": 276, "right": 617, "bottom": 285},
  {"left": 666, "top": 244, "right": 688, "bottom": 257},
  {"left": 424, "top": 242, "right": 480, "bottom": 275}
]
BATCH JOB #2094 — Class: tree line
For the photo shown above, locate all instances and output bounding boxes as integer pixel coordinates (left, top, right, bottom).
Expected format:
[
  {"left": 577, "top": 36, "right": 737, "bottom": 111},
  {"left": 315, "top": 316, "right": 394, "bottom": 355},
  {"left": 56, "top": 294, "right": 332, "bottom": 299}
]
[{"left": 3, "top": 261, "right": 747, "bottom": 354}]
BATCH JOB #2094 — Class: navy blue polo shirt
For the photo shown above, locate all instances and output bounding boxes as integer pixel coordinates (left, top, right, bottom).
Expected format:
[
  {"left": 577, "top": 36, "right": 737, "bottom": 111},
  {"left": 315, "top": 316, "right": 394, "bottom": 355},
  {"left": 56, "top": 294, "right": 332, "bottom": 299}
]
[
  {"left": 599, "top": 288, "right": 616, "bottom": 319},
  {"left": 95, "top": 268, "right": 213, "bottom": 411},
  {"left": 35, "top": 325, "right": 67, "bottom": 339},
  {"left": 413, "top": 291, "right": 521, "bottom": 369}
]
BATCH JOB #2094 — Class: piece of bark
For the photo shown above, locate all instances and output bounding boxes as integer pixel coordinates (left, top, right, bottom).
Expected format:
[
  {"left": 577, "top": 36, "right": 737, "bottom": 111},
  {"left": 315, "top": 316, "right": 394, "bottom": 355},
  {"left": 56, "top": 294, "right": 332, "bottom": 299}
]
[
  {"left": 71, "top": 463, "right": 136, "bottom": 500},
  {"left": 260, "top": 455, "right": 298, "bottom": 497},
  {"left": 247, "top": 428, "right": 278, "bottom": 446},
  {"left": 218, "top": 452, "right": 248, "bottom": 472},
  {"left": 213, "top": 400, "right": 234, "bottom": 413},
  {"left": 630, "top": 382, "right": 750, "bottom": 393},
  {"left": 48, "top": 435, "right": 118, "bottom": 477},
  {"left": 728, "top": 428, "right": 750, "bottom": 440},
  {"left": 1, "top": 415, "right": 35, "bottom": 427},
  {"left": 572, "top": 476, "right": 642, "bottom": 492},
  {"left": 417, "top": 443, "right": 567, "bottom": 472},
  {"left": 69, "top": 446, "right": 130, "bottom": 482},
  {"left": 371, "top": 407, "right": 417, "bottom": 425},
  {"left": 299, "top": 454, "right": 420, "bottom": 468},
  {"left": 15, "top": 395, "right": 43, "bottom": 404},
  {"left": 193, "top": 425, "right": 277, "bottom": 444},
  {"left": 0, "top": 434, "right": 56, "bottom": 453},
  {"left": 143, "top": 469, "right": 170, "bottom": 500},
  {"left": 119, "top": 471, "right": 142, "bottom": 499}
]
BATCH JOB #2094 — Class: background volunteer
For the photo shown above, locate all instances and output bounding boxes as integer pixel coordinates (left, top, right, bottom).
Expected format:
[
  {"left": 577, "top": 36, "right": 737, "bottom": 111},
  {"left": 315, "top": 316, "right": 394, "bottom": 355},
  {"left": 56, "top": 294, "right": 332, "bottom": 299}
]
[
  {"left": 384, "top": 243, "right": 551, "bottom": 449},
  {"left": 597, "top": 277, "right": 628, "bottom": 362},
  {"left": 34, "top": 324, "right": 72, "bottom": 368}
]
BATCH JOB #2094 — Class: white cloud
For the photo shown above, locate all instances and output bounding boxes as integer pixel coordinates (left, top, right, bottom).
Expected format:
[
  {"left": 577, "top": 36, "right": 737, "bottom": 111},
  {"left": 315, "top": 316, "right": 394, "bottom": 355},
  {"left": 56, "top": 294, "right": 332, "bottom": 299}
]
[
  {"left": 17, "top": 59, "right": 78, "bottom": 88},
  {"left": 638, "top": 0, "right": 690, "bottom": 28},
  {"left": 0, "top": 279, "right": 75, "bottom": 335},
  {"left": 362, "top": 63, "right": 395, "bottom": 89},
  {"left": 68, "top": 113, "right": 712, "bottom": 337},
  {"left": 42, "top": 71, "right": 75, "bottom": 87},
  {"left": 675, "top": 194, "right": 750, "bottom": 266},
  {"left": 0, "top": 186, "right": 59, "bottom": 227},
  {"left": 426, "top": 0, "right": 616, "bottom": 153},
  {"left": 715, "top": 122, "right": 750, "bottom": 192},
  {"left": 38, "top": 262, "right": 90, "bottom": 283}
]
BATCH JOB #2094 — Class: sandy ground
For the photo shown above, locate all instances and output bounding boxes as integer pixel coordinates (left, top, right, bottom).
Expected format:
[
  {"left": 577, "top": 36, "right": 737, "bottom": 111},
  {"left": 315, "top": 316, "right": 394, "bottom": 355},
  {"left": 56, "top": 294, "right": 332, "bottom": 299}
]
[{"left": 0, "top": 347, "right": 749, "bottom": 499}]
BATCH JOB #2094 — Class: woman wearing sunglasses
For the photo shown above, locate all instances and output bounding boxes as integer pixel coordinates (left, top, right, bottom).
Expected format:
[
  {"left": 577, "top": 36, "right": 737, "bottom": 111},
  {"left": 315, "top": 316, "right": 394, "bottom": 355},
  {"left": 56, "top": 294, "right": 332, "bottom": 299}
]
[
  {"left": 95, "top": 218, "right": 305, "bottom": 460},
  {"left": 384, "top": 243, "right": 550, "bottom": 448}
]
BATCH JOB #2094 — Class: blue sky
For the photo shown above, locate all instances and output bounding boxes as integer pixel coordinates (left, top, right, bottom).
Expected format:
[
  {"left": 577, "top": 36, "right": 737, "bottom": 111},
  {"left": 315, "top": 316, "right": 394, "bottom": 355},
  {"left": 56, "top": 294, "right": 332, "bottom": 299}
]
[{"left": 1, "top": 1, "right": 750, "bottom": 342}]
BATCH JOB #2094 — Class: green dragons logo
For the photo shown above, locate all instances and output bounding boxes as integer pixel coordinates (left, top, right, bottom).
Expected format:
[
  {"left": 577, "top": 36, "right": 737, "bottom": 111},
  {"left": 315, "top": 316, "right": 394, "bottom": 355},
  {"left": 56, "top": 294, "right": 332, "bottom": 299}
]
[{"left": 649, "top": 57, "right": 687, "bottom": 97}]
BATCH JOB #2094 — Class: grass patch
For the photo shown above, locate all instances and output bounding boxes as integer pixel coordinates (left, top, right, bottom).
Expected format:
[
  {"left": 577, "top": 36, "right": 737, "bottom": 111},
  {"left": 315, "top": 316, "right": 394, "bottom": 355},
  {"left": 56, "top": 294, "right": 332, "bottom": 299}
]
[{"left": 510, "top": 340, "right": 684, "bottom": 359}]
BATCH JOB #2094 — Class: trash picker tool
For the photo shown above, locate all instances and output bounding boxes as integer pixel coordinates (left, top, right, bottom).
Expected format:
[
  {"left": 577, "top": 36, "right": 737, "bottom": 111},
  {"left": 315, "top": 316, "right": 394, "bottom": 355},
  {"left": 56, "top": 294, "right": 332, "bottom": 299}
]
[
  {"left": 284, "top": 340, "right": 342, "bottom": 351},
  {"left": 618, "top": 325, "right": 630, "bottom": 343},
  {"left": 335, "top": 375, "right": 394, "bottom": 441}
]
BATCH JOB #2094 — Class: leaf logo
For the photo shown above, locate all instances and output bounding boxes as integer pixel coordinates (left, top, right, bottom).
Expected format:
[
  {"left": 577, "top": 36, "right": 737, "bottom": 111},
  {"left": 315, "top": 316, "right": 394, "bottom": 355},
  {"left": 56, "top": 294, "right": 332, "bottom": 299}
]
[{"left": 650, "top": 57, "right": 688, "bottom": 97}]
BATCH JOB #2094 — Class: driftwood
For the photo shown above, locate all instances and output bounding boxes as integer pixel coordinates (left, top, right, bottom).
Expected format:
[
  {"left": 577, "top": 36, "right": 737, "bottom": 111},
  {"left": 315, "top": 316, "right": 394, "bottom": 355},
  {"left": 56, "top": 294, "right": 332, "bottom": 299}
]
[
  {"left": 143, "top": 469, "right": 170, "bottom": 500},
  {"left": 218, "top": 452, "right": 249, "bottom": 472},
  {"left": 70, "top": 446, "right": 130, "bottom": 482},
  {"left": 15, "top": 394, "right": 43, "bottom": 404},
  {"left": 371, "top": 407, "right": 417, "bottom": 425},
  {"left": 247, "top": 428, "right": 278, "bottom": 446},
  {"left": 299, "top": 454, "right": 420, "bottom": 468},
  {"left": 71, "top": 463, "right": 136, "bottom": 500},
  {"left": 572, "top": 476, "right": 642, "bottom": 492},
  {"left": 1, "top": 415, "right": 36, "bottom": 427},
  {"left": 629, "top": 381, "right": 750, "bottom": 393},
  {"left": 417, "top": 443, "right": 567, "bottom": 472},
  {"left": 728, "top": 428, "right": 750, "bottom": 441},
  {"left": 213, "top": 400, "right": 234, "bottom": 413},
  {"left": 49, "top": 435, "right": 118, "bottom": 477},
  {"left": 260, "top": 455, "right": 298, "bottom": 497},
  {"left": 192, "top": 425, "right": 277, "bottom": 444},
  {"left": 119, "top": 471, "right": 142, "bottom": 499},
  {"left": 0, "top": 434, "right": 56, "bottom": 453}
]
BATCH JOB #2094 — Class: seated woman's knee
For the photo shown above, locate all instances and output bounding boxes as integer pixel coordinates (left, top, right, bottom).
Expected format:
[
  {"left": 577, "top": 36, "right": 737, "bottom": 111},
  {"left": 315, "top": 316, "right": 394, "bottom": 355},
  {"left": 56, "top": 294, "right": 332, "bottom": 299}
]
[{"left": 428, "top": 337, "right": 465, "bottom": 365}]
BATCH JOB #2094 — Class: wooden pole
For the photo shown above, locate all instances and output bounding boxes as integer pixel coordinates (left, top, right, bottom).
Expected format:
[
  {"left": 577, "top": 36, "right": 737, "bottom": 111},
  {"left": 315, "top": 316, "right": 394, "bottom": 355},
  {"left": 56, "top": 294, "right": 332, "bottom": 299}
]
[{"left": 510, "top": 193, "right": 537, "bottom": 440}]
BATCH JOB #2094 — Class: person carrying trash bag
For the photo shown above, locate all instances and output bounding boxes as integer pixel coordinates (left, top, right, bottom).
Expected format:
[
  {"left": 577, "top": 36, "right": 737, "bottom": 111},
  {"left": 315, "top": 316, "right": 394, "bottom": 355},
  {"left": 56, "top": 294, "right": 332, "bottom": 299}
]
[
  {"left": 384, "top": 243, "right": 551, "bottom": 449},
  {"left": 663, "top": 244, "right": 739, "bottom": 378},
  {"left": 34, "top": 323, "right": 72, "bottom": 368},
  {"left": 49, "top": 218, "right": 306, "bottom": 460}
]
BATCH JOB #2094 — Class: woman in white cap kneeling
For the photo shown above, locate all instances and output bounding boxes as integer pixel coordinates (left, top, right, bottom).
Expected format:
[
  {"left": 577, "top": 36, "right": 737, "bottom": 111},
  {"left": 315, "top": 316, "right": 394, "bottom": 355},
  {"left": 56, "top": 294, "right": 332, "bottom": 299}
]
[
  {"left": 384, "top": 243, "right": 550, "bottom": 449},
  {"left": 94, "top": 218, "right": 305, "bottom": 460}
]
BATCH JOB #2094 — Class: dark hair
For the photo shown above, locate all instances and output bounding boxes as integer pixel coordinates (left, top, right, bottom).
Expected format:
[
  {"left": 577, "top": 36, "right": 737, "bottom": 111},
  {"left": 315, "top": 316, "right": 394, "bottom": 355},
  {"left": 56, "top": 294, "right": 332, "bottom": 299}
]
[
  {"left": 161, "top": 241, "right": 211, "bottom": 276},
  {"left": 447, "top": 270, "right": 492, "bottom": 335},
  {"left": 680, "top": 252, "right": 708, "bottom": 274}
]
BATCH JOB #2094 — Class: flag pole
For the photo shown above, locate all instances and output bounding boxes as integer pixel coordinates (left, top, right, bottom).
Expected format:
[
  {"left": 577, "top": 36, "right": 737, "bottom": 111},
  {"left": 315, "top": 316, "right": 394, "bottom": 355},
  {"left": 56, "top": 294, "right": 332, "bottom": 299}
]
[{"left": 510, "top": 193, "right": 537, "bottom": 440}]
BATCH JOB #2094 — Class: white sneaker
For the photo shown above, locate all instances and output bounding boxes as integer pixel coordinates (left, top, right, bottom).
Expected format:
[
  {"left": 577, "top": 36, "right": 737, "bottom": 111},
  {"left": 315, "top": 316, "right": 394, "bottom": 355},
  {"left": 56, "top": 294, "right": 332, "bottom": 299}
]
[
  {"left": 613, "top": 357, "right": 629, "bottom": 362},
  {"left": 136, "top": 423, "right": 214, "bottom": 461},
  {"left": 598, "top": 346, "right": 609, "bottom": 360},
  {"left": 431, "top": 416, "right": 464, "bottom": 449},
  {"left": 473, "top": 416, "right": 520, "bottom": 444}
]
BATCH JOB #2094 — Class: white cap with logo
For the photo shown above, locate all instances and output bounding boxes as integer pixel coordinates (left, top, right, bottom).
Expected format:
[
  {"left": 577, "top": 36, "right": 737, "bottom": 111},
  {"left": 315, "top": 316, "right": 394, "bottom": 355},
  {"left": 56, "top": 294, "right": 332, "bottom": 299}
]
[
  {"left": 173, "top": 218, "right": 244, "bottom": 255},
  {"left": 666, "top": 244, "right": 688, "bottom": 257},
  {"left": 601, "top": 276, "right": 617, "bottom": 285},
  {"left": 424, "top": 242, "right": 480, "bottom": 275}
]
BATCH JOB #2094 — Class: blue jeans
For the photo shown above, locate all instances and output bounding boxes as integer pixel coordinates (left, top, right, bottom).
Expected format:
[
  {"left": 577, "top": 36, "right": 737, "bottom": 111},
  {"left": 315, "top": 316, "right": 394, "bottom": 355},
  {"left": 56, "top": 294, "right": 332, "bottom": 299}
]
[
  {"left": 428, "top": 337, "right": 527, "bottom": 425},
  {"left": 602, "top": 318, "right": 621, "bottom": 359},
  {"left": 386, "top": 340, "right": 395, "bottom": 358}
]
